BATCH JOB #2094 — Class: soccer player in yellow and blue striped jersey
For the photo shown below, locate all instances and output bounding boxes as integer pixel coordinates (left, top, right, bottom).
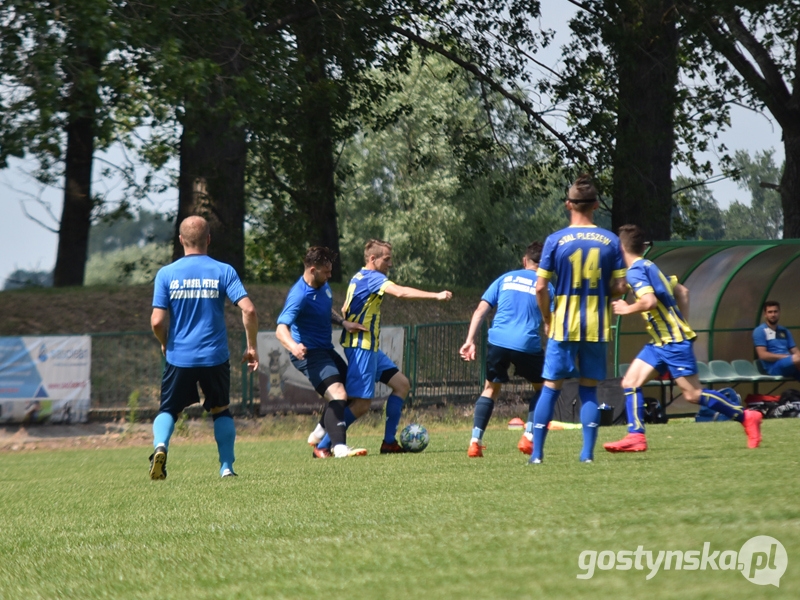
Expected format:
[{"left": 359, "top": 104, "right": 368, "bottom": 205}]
[
  {"left": 530, "top": 174, "right": 627, "bottom": 464},
  {"left": 605, "top": 224, "right": 762, "bottom": 452},
  {"left": 310, "top": 239, "right": 452, "bottom": 454}
]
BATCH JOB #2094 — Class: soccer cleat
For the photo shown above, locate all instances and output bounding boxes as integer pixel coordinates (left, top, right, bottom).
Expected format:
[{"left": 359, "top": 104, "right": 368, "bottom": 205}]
[
  {"left": 517, "top": 434, "right": 533, "bottom": 455},
  {"left": 332, "top": 445, "right": 368, "bottom": 458},
  {"left": 149, "top": 444, "right": 168, "bottom": 480},
  {"left": 380, "top": 441, "right": 408, "bottom": 454},
  {"left": 307, "top": 423, "right": 326, "bottom": 447},
  {"left": 467, "top": 441, "right": 485, "bottom": 458},
  {"left": 528, "top": 457, "right": 542, "bottom": 465},
  {"left": 742, "top": 409, "right": 763, "bottom": 449},
  {"left": 603, "top": 433, "right": 648, "bottom": 453},
  {"left": 581, "top": 459, "right": 594, "bottom": 464},
  {"left": 221, "top": 468, "right": 238, "bottom": 478},
  {"left": 312, "top": 445, "right": 332, "bottom": 459}
]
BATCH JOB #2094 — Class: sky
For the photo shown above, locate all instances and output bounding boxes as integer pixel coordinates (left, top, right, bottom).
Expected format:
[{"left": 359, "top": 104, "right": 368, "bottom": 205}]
[{"left": 0, "top": 2, "right": 786, "bottom": 287}]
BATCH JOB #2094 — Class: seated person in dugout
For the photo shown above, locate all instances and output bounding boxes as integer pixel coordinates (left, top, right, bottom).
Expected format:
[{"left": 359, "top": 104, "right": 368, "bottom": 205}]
[{"left": 753, "top": 300, "right": 800, "bottom": 380}]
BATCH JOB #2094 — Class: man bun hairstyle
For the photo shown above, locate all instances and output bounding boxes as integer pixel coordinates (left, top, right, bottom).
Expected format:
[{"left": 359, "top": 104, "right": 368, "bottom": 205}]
[
  {"left": 567, "top": 173, "right": 598, "bottom": 214},
  {"left": 617, "top": 224, "right": 647, "bottom": 256},
  {"left": 304, "top": 246, "right": 337, "bottom": 268},
  {"left": 525, "top": 241, "right": 543, "bottom": 264},
  {"left": 364, "top": 239, "right": 392, "bottom": 264}
]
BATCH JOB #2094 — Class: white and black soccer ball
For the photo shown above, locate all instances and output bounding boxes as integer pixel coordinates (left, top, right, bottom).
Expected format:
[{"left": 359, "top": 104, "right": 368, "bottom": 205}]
[{"left": 399, "top": 423, "right": 429, "bottom": 452}]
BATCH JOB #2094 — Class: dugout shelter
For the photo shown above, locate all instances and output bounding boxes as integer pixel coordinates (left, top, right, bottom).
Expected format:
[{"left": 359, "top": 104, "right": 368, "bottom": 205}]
[{"left": 613, "top": 239, "right": 800, "bottom": 415}]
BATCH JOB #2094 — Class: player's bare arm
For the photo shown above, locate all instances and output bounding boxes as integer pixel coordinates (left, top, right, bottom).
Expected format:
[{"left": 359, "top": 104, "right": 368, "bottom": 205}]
[
  {"left": 384, "top": 283, "right": 452, "bottom": 301},
  {"left": 612, "top": 292, "right": 657, "bottom": 316},
  {"left": 534, "top": 276, "right": 551, "bottom": 336},
  {"left": 610, "top": 277, "right": 628, "bottom": 298},
  {"left": 332, "top": 309, "right": 368, "bottom": 334},
  {"left": 673, "top": 283, "right": 690, "bottom": 319},
  {"left": 276, "top": 323, "right": 307, "bottom": 360},
  {"left": 151, "top": 308, "right": 169, "bottom": 355},
  {"left": 460, "top": 300, "right": 492, "bottom": 361},
  {"left": 238, "top": 296, "right": 260, "bottom": 372},
  {"left": 755, "top": 345, "right": 790, "bottom": 362}
]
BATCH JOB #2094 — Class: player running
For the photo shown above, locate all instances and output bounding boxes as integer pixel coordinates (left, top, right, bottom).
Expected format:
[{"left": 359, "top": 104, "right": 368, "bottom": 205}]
[
  {"left": 530, "top": 174, "right": 627, "bottom": 464},
  {"left": 459, "top": 241, "right": 554, "bottom": 457},
  {"left": 604, "top": 224, "right": 762, "bottom": 452},
  {"left": 276, "top": 247, "right": 368, "bottom": 458},
  {"left": 309, "top": 239, "right": 452, "bottom": 455}
]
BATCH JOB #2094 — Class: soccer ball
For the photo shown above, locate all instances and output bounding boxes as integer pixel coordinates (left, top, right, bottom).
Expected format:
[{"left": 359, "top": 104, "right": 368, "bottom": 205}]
[{"left": 399, "top": 423, "right": 430, "bottom": 452}]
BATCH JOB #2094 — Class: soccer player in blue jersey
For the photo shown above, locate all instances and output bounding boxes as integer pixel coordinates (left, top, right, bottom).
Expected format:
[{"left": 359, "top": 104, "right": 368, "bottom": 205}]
[
  {"left": 530, "top": 174, "right": 627, "bottom": 464},
  {"left": 149, "top": 216, "right": 259, "bottom": 479},
  {"left": 459, "top": 241, "right": 554, "bottom": 458},
  {"left": 753, "top": 301, "right": 800, "bottom": 380},
  {"left": 277, "top": 247, "right": 368, "bottom": 458},
  {"left": 309, "top": 239, "right": 452, "bottom": 454},
  {"left": 606, "top": 224, "right": 763, "bottom": 451}
]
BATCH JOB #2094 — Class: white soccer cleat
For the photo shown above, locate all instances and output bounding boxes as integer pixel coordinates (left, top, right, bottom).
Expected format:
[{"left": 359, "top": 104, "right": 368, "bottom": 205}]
[
  {"left": 221, "top": 468, "right": 238, "bottom": 478},
  {"left": 307, "top": 423, "right": 326, "bottom": 447},
  {"left": 333, "top": 444, "right": 368, "bottom": 458}
]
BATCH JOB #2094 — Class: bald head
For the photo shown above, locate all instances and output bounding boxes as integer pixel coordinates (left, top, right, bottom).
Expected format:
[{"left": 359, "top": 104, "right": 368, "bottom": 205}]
[{"left": 179, "top": 216, "right": 210, "bottom": 253}]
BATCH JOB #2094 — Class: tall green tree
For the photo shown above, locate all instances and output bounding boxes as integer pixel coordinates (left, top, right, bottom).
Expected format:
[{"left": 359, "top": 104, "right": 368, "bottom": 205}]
[
  {"left": 0, "top": 0, "right": 142, "bottom": 286},
  {"left": 723, "top": 149, "right": 783, "bottom": 239}
]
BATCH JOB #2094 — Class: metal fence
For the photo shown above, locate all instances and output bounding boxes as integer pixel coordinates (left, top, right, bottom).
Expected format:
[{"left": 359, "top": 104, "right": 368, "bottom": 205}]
[{"left": 85, "top": 323, "right": 544, "bottom": 415}]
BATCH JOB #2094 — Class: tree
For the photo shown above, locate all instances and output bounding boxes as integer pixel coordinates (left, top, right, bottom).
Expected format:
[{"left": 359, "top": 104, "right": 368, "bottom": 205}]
[
  {"left": 672, "top": 177, "right": 725, "bottom": 240},
  {"left": 0, "top": 0, "right": 143, "bottom": 286},
  {"left": 722, "top": 149, "right": 783, "bottom": 240},
  {"left": 688, "top": 1, "right": 800, "bottom": 237}
]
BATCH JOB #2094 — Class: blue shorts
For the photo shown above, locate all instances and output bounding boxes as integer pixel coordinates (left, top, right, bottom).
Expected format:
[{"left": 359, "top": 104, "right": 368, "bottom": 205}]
[
  {"left": 344, "top": 347, "right": 399, "bottom": 399},
  {"left": 485, "top": 343, "right": 544, "bottom": 384},
  {"left": 542, "top": 341, "right": 608, "bottom": 381},
  {"left": 765, "top": 356, "right": 800, "bottom": 378},
  {"left": 290, "top": 348, "right": 347, "bottom": 396},
  {"left": 636, "top": 341, "right": 697, "bottom": 378},
  {"left": 160, "top": 361, "right": 230, "bottom": 416}
]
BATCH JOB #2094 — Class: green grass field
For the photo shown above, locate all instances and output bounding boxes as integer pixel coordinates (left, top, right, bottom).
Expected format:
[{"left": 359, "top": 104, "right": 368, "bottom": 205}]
[{"left": 2, "top": 419, "right": 798, "bottom": 599}]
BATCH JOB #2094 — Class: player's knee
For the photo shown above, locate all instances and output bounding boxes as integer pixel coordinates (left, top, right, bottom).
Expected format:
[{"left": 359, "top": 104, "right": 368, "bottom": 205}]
[
  {"left": 349, "top": 398, "right": 371, "bottom": 418},
  {"left": 390, "top": 373, "right": 410, "bottom": 398},
  {"left": 211, "top": 407, "right": 232, "bottom": 421},
  {"left": 683, "top": 389, "right": 701, "bottom": 404}
]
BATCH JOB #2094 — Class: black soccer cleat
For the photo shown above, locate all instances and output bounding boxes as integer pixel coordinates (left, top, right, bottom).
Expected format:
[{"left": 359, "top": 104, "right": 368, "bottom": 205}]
[{"left": 149, "top": 444, "right": 168, "bottom": 480}]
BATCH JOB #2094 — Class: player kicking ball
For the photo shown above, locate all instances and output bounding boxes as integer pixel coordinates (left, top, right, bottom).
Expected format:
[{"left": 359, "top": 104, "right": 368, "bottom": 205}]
[
  {"left": 604, "top": 224, "right": 762, "bottom": 453},
  {"left": 459, "top": 241, "right": 553, "bottom": 457}
]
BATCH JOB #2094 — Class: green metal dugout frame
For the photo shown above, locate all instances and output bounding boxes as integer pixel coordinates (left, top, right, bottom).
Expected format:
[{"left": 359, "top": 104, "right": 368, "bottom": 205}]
[{"left": 613, "top": 239, "right": 800, "bottom": 377}]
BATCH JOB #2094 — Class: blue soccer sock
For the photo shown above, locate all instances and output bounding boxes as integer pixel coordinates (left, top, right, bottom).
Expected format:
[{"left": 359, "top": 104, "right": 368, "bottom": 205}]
[
  {"left": 317, "top": 407, "right": 357, "bottom": 450},
  {"left": 471, "top": 395, "right": 494, "bottom": 441},
  {"left": 579, "top": 385, "right": 599, "bottom": 462},
  {"left": 525, "top": 390, "right": 541, "bottom": 435},
  {"left": 384, "top": 395, "right": 404, "bottom": 443},
  {"left": 625, "top": 387, "right": 646, "bottom": 434},
  {"left": 699, "top": 389, "right": 744, "bottom": 423},
  {"left": 153, "top": 412, "right": 175, "bottom": 450},
  {"left": 531, "top": 386, "right": 560, "bottom": 461},
  {"left": 213, "top": 415, "right": 236, "bottom": 474}
]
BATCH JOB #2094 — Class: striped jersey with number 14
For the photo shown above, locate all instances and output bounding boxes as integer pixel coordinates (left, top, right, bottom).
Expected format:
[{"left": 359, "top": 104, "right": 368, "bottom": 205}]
[{"left": 537, "top": 225, "right": 626, "bottom": 342}]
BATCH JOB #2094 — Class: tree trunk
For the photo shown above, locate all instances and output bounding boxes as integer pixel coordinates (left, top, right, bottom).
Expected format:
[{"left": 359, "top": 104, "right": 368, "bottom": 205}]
[
  {"left": 609, "top": 0, "right": 679, "bottom": 240},
  {"left": 781, "top": 127, "right": 800, "bottom": 237},
  {"left": 53, "top": 110, "right": 95, "bottom": 287},
  {"left": 174, "top": 107, "right": 247, "bottom": 276},
  {"left": 292, "top": 10, "right": 342, "bottom": 281}
]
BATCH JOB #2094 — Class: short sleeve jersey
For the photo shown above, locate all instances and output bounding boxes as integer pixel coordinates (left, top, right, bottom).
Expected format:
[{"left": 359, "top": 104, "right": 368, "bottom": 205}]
[
  {"left": 626, "top": 258, "right": 695, "bottom": 347},
  {"left": 341, "top": 269, "right": 394, "bottom": 351},
  {"left": 276, "top": 277, "right": 334, "bottom": 350},
  {"left": 753, "top": 324, "right": 796, "bottom": 364},
  {"left": 152, "top": 255, "right": 247, "bottom": 367},
  {"left": 481, "top": 269, "right": 554, "bottom": 354},
  {"left": 536, "top": 225, "right": 626, "bottom": 342}
]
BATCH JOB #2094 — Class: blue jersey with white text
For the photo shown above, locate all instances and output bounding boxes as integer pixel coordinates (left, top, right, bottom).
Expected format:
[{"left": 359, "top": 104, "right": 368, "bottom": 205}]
[
  {"left": 341, "top": 269, "right": 394, "bottom": 351},
  {"left": 626, "top": 258, "right": 695, "bottom": 347},
  {"left": 537, "top": 225, "right": 626, "bottom": 342},
  {"left": 753, "top": 323, "right": 796, "bottom": 365},
  {"left": 277, "top": 277, "right": 334, "bottom": 350},
  {"left": 152, "top": 255, "right": 247, "bottom": 367},
  {"left": 481, "top": 269, "right": 554, "bottom": 354}
]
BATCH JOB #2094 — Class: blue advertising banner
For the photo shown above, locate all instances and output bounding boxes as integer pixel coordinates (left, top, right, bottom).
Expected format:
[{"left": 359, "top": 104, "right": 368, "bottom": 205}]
[{"left": 0, "top": 336, "right": 91, "bottom": 423}]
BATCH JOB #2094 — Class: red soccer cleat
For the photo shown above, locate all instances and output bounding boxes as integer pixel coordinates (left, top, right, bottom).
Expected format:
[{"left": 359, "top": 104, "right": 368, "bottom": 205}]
[
  {"left": 312, "top": 446, "right": 332, "bottom": 459},
  {"left": 467, "top": 441, "right": 486, "bottom": 458},
  {"left": 603, "top": 433, "right": 648, "bottom": 453},
  {"left": 742, "top": 410, "right": 763, "bottom": 449},
  {"left": 517, "top": 434, "right": 533, "bottom": 455},
  {"left": 380, "top": 441, "right": 408, "bottom": 454}
]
